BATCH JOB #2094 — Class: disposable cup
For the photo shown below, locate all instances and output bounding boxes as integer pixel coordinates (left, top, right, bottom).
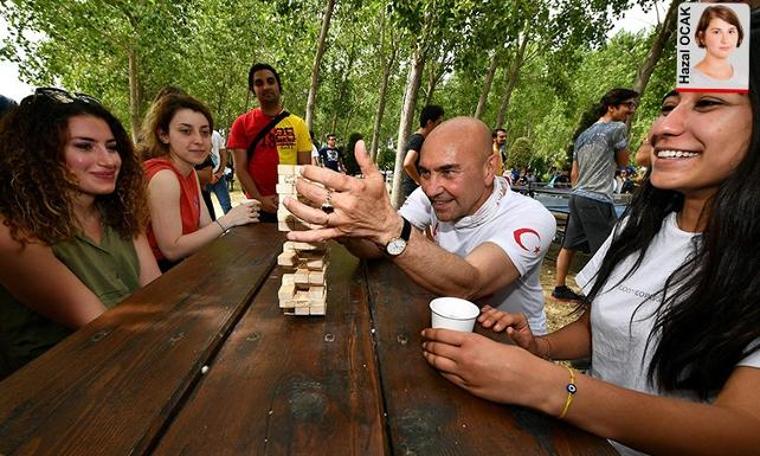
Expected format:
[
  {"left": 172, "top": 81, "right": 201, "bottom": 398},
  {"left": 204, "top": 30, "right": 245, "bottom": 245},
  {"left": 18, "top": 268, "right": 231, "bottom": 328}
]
[{"left": 429, "top": 297, "right": 480, "bottom": 332}]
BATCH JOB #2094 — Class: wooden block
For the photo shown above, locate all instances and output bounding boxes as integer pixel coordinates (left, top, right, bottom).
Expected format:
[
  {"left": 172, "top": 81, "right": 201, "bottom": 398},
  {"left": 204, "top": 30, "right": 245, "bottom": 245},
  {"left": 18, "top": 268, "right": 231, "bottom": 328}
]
[
  {"left": 277, "top": 250, "right": 296, "bottom": 267},
  {"left": 277, "top": 208, "right": 291, "bottom": 221},
  {"left": 308, "top": 286, "right": 325, "bottom": 301},
  {"left": 294, "top": 306, "right": 310, "bottom": 315},
  {"left": 294, "top": 269, "right": 310, "bottom": 287},
  {"left": 275, "top": 183, "right": 296, "bottom": 195},
  {"left": 277, "top": 221, "right": 291, "bottom": 232},
  {"left": 278, "top": 281, "right": 295, "bottom": 308},
  {"left": 309, "top": 270, "right": 325, "bottom": 286},
  {"left": 277, "top": 164, "right": 296, "bottom": 175},
  {"left": 278, "top": 174, "right": 297, "bottom": 185},
  {"left": 293, "top": 290, "right": 310, "bottom": 308},
  {"left": 289, "top": 241, "right": 327, "bottom": 252},
  {"left": 303, "top": 256, "right": 326, "bottom": 270},
  {"left": 309, "top": 306, "right": 325, "bottom": 316}
]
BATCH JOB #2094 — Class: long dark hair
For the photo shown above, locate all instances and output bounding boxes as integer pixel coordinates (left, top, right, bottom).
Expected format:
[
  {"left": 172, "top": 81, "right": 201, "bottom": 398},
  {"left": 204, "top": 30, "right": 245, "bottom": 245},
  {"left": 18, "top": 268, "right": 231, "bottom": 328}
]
[
  {"left": 0, "top": 92, "right": 148, "bottom": 244},
  {"left": 585, "top": 12, "right": 760, "bottom": 399}
]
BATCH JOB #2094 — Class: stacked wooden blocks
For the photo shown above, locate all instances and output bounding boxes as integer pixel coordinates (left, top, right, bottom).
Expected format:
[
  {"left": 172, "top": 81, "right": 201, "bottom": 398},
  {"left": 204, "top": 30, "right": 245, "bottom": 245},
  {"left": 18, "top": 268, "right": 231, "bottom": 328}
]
[{"left": 276, "top": 164, "right": 328, "bottom": 316}]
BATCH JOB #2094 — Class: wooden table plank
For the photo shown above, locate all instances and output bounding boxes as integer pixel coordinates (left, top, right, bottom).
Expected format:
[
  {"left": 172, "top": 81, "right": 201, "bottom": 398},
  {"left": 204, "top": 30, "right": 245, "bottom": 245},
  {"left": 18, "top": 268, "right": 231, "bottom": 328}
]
[
  {"left": 365, "top": 260, "right": 616, "bottom": 455},
  {"left": 153, "top": 244, "right": 387, "bottom": 455},
  {"left": 0, "top": 224, "right": 283, "bottom": 455}
]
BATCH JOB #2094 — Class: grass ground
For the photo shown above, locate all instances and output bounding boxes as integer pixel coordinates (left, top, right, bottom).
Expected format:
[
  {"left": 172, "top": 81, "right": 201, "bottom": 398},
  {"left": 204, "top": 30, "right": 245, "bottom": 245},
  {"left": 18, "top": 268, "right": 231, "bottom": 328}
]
[{"left": 215, "top": 183, "right": 585, "bottom": 332}]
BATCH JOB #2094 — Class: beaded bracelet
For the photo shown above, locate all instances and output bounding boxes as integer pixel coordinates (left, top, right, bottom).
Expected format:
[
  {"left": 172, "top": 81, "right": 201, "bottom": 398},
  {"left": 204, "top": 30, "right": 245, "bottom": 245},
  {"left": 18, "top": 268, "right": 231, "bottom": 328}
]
[{"left": 559, "top": 365, "right": 577, "bottom": 419}]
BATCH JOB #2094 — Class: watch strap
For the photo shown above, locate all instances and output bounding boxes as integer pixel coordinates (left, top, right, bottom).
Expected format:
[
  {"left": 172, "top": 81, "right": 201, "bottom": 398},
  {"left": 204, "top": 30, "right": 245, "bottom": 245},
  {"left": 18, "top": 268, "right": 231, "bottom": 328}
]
[{"left": 399, "top": 216, "right": 412, "bottom": 242}]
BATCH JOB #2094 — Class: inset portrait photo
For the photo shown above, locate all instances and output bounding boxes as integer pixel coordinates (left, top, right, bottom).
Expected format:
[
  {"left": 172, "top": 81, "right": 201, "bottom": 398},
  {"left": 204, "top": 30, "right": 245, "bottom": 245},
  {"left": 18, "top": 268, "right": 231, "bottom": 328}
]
[{"left": 677, "top": 2, "right": 750, "bottom": 93}]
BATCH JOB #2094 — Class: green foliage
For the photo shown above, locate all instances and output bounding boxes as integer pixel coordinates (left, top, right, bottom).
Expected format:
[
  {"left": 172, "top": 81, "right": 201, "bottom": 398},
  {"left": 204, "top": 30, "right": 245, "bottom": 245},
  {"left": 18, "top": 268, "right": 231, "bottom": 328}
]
[{"left": 1, "top": 0, "right": 673, "bottom": 177}]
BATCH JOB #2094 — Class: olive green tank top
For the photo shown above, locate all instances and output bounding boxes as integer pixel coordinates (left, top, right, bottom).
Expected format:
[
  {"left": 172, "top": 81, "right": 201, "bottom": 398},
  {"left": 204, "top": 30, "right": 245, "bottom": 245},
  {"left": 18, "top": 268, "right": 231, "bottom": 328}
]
[{"left": 0, "top": 224, "right": 140, "bottom": 379}]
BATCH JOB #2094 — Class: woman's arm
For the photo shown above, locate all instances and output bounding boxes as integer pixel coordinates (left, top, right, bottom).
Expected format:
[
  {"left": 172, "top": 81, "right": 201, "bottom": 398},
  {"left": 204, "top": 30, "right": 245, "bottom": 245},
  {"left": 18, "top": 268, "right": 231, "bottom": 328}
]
[
  {"left": 0, "top": 224, "right": 105, "bottom": 328},
  {"left": 133, "top": 233, "right": 161, "bottom": 286},
  {"left": 196, "top": 172, "right": 212, "bottom": 228},
  {"left": 147, "top": 170, "right": 258, "bottom": 262},
  {"left": 422, "top": 329, "right": 760, "bottom": 455},
  {"left": 478, "top": 306, "right": 592, "bottom": 360}
]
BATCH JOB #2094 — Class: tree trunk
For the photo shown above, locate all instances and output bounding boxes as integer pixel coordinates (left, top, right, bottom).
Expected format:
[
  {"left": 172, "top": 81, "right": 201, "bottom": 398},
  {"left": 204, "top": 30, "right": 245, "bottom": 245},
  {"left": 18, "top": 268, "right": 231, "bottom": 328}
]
[
  {"left": 474, "top": 51, "right": 499, "bottom": 119},
  {"left": 305, "top": 0, "right": 336, "bottom": 130},
  {"left": 369, "top": 12, "right": 397, "bottom": 162},
  {"left": 330, "top": 43, "right": 357, "bottom": 136},
  {"left": 495, "top": 32, "right": 529, "bottom": 129},
  {"left": 633, "top": 0, "right": 681, "bottom": 95},
  {"left": 127, "top": 47, "right": 142, "bottom": 141},
  {"left": 369, "top": 55, "right": 395, "bottom": 161},
  {"left": 390, "top": 46, "right": 425, "bottom": 209},
  {"left": 423, "top": 64, "right": 437, "bottom": 106}
]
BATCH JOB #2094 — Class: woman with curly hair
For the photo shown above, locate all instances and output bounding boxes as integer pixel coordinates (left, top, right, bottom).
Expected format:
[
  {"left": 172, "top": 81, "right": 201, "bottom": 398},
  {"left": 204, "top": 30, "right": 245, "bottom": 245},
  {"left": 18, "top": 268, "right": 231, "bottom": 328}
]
[
  {"left": 0, "top": 88, "right": 161, "bottom": 378},
  {"left": 421, "top": 10, "right": 760, "bottom": 455},
  {"left": 140, "top": 93, "right": 259, "bottom": 271}
]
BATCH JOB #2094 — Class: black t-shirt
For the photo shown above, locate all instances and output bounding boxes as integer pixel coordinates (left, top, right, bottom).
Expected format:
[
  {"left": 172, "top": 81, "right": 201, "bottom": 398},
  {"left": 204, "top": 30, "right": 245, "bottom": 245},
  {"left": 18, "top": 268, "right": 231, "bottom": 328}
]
[
  {"left": 318, "top": 147, "right": 341, "bottom": 171},
  {"left": 401, "top": 133, "right": 424, "bottom": 198}
]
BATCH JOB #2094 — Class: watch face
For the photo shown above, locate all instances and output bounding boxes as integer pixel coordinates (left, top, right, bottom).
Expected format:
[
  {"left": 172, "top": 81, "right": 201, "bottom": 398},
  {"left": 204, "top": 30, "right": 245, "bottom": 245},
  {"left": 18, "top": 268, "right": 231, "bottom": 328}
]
[{"left": 386, "top": 238, "right": 407, "bottom": 256}]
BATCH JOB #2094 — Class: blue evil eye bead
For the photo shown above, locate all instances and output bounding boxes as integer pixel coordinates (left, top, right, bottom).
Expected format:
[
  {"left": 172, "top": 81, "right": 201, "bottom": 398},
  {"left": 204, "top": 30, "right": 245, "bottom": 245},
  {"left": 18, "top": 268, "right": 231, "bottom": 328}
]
[{"left": 567, "top": 384, "right": 577, "bottom": 394}]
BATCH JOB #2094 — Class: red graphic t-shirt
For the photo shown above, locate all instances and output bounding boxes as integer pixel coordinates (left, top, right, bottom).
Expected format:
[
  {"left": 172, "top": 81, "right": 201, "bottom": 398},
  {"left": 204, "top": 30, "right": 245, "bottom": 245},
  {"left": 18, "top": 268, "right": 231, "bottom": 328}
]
[{"left": 227, "top": 108, "right": 311, "bottom": 197}]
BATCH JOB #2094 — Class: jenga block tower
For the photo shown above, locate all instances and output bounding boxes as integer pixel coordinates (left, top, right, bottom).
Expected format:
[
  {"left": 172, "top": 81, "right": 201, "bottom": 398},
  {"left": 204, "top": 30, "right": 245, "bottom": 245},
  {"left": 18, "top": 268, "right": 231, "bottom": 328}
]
[{"left": 276, "top": 164, "right": 330, "bottom": 316}]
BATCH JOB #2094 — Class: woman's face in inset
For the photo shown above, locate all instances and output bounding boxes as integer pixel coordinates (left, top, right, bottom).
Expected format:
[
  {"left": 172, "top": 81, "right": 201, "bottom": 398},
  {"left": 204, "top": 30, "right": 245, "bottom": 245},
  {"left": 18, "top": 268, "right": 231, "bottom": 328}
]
[
  {"left": 701, "top": 17, "right": 740, "bottom": 60},
  {"left": 650, "top": 92, "right": 751, "bottom": 199},
  {"left": 64, "top": 115, "right": 122, "bottom": 196}
]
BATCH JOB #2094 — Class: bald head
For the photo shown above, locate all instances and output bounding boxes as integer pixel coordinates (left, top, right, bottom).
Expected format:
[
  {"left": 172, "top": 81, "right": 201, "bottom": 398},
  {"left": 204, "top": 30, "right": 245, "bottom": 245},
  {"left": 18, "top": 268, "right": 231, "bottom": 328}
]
[
  {"left": 416, "top": 117, "right": 497, "bottom": 222},
  {"left": 422, "top": 116, "right": 493, "bottom": 163}
]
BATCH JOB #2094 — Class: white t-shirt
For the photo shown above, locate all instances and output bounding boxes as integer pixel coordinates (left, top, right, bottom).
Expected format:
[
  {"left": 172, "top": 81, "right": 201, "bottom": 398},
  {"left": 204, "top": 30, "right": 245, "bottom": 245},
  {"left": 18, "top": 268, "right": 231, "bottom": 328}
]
[
  {"left": 210, "top": 130, "right": 225, "bottom": 172},
  {"left": 399, "top": 177, "right": 556, "bottom": 334},
  {"left": 576, "top": 213, "right": 760, "bottom": 456}
]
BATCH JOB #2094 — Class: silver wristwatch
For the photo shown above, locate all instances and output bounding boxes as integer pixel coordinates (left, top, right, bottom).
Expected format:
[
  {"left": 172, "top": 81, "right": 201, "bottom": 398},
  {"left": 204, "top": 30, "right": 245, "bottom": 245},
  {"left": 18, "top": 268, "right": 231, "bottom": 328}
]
[{"left": 385, "top": 217, "right": 412, "bottom": 257}]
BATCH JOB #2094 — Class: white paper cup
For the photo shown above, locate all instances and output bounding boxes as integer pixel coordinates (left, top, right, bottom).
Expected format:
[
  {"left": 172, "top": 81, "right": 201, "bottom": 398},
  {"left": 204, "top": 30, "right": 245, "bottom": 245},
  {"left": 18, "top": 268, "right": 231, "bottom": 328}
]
[{"left": 429, "top": 297, "right": 480, "bottom": 332}]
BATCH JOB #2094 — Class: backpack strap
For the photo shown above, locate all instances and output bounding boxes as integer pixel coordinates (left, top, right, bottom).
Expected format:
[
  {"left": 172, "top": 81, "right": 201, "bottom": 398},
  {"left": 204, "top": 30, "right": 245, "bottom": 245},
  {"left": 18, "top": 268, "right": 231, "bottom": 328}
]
[{"left": 245, "top": 110, "right": 290, "bottom": 162}]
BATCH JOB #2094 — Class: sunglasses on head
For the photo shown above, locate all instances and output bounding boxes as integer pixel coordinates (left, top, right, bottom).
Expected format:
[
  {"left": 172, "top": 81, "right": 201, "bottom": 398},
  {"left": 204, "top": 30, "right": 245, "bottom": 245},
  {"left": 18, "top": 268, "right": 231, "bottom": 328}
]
[
  {"left": 35, "top": 87, "right": 102, "bottom": 106},
  {"left": 622, "top": 101, "right": 638, "bottom": 110}
]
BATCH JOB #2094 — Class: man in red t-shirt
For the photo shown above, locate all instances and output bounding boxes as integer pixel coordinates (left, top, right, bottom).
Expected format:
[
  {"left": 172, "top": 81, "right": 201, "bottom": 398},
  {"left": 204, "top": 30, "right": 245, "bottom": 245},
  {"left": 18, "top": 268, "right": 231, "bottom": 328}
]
[{"left": 227, "top": 63, "right": 312, "bottom": 221}]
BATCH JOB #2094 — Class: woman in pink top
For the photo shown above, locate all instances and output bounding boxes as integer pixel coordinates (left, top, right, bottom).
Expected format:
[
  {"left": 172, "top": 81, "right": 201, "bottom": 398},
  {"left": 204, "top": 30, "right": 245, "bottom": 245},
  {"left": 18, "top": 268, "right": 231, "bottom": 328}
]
[{"left": 140, "top": 93, "right": 259, "bottom": 271}]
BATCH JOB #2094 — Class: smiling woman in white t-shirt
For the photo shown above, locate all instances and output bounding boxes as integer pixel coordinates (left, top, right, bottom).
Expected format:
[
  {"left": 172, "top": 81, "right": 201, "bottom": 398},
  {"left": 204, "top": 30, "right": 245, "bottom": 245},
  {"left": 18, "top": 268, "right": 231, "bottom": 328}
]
[{"left": 420, "top": 12, "right": 760, "bottom": 455}]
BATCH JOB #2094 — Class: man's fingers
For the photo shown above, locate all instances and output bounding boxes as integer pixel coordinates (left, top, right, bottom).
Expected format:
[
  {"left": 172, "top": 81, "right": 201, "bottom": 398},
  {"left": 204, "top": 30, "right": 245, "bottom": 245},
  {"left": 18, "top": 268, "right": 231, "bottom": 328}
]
[
  {"left": 421, "top": 328, "right": 466, "bottom": 347},
  {"left": 294, "top": 178, "right": 329, "bottom": 207},
  {"left": 354, "top": 140, "right": 380, "bottom": 179},
  {"left": 283, "top": 197, "right": 327, "bottom": 225},
  {"left": 286, "top": 227, "right": 344, "bottom": 243},
  {"left": 299, "top": 164, "right": 354, "bottom": 192}
]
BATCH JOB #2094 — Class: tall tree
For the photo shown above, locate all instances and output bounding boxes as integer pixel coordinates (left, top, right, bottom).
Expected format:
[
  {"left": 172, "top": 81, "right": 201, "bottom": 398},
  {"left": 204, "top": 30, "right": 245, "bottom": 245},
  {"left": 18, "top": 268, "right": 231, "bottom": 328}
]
[
  {"left": 305, "top": 0, "right": 337, "bottom": 130},
  {"left": 390, "top": 44, "right": 425, "bottom": 208},
  {"left": 632, "top": 0, "right": 681, "bottom": 95},
  {"left": 369, "top": 5, "right": 401, "bottom": 161},
  {"left": 474, "top": 51, "right": 500, "bottom": 119}
]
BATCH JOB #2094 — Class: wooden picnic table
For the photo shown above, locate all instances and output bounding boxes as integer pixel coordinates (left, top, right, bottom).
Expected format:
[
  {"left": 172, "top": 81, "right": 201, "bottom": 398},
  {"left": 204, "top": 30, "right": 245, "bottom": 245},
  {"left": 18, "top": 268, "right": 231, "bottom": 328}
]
[{"left": 0, "top": 223, "right": 614, "bottom": 455}]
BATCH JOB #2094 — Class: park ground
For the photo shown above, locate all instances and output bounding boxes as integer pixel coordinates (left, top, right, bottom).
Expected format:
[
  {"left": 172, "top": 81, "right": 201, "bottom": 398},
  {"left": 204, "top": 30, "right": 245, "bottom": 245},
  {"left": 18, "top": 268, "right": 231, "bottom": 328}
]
[{"left": 217, "top": 186, "right": 583, "bottom": 332}]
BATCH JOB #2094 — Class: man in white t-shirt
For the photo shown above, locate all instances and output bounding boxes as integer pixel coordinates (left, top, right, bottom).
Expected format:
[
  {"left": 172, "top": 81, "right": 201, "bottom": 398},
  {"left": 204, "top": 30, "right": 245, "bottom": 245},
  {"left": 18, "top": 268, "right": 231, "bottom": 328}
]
[
  {"left": 284, "top": 117, "right": 556, "bottom": 334},
  {"left": 208, "top": 130, "right": 232, "bottom": 214}
]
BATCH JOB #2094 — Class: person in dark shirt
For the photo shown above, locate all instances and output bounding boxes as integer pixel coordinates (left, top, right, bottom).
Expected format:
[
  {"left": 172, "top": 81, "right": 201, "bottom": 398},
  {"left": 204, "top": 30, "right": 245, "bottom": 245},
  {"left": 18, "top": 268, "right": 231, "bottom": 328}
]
[
  {"left": 318, "top": 133, "right": 346, "bottom": 173},
  {"left": 401, "top": 105, "right": 444, "bottom": 201}
]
